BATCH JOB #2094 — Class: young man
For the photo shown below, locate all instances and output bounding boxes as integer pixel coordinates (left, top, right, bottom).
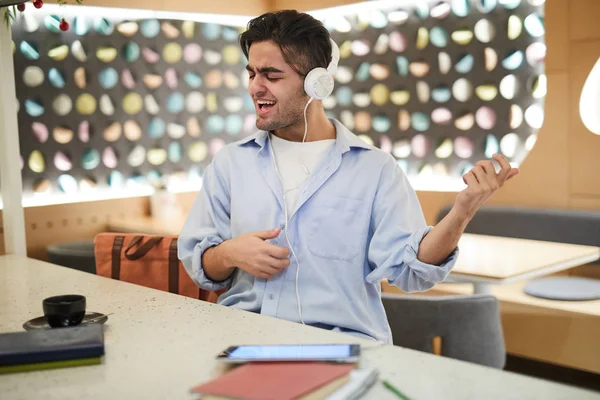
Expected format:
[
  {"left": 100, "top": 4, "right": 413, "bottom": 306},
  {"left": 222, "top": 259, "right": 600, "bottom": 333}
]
[{"left": 178, "top": 10, "right": 518, "bottom": 343}]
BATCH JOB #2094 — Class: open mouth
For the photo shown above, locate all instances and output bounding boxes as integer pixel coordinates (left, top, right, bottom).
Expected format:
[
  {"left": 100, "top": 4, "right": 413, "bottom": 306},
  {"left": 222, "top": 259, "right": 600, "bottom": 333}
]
[{"left": 257, "top": 100, "right": 276, "bottom": 115}]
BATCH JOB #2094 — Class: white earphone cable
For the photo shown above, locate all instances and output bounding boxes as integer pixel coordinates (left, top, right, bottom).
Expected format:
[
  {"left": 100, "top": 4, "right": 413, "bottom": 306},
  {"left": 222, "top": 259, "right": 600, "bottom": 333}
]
[
  {"left": 268, "top": 97, "right": 313, "bottom": 325},
  {"left": 300, "top": 98, "right": 312, "bottom": 174}
]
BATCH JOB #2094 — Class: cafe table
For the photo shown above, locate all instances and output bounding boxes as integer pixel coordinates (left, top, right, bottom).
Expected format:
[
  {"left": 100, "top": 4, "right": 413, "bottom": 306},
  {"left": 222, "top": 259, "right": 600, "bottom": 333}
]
[
  {"left": 1, "top": 255, "right": 598, "bottom": 399},
  {"left": 449, "top": 234, "right": 600, "bottom": 294}
]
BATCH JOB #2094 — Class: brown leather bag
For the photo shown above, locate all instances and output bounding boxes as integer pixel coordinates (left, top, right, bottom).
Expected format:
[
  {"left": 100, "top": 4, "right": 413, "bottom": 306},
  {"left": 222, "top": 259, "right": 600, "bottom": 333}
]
[{"left": 94, "top": 233, "right": 222, "bottom": 303}]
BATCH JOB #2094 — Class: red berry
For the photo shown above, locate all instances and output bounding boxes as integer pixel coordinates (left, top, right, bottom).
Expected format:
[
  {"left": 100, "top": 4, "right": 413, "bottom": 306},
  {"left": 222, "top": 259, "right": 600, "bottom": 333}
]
[
  {"left": 17, "top": 3, "right": 25, "bottom": 11},
  {"left": 33, "top": 0, "right": 43, "bottom": 9},
  {"left": 59, "top": 18, "right": 69, "bottom": 31}
]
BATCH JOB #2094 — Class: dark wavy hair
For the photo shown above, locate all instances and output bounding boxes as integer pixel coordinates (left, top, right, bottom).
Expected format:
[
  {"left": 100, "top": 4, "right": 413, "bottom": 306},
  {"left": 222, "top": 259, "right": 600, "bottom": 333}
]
[{"left": 239, "top": 10, "right": 332, "bottom": 77}]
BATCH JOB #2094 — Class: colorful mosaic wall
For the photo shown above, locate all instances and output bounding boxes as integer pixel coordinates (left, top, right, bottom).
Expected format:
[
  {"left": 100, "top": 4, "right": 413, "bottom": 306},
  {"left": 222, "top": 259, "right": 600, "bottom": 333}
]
[
  {"left": 324, "top": 0, "right": 545, "bottom": 178},
  {"left": 12, "top": 0, "right": 545, "bottom": 199},
  {"left": 13, "top": 11, "right": 254, "bottom": 196}
]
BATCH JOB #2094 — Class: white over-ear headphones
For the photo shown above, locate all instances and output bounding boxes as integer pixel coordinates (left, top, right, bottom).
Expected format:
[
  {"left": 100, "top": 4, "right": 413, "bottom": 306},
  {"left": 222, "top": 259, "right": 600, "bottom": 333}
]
[{"left": 303, "top": 38, "right": 340, "bottom": 100}]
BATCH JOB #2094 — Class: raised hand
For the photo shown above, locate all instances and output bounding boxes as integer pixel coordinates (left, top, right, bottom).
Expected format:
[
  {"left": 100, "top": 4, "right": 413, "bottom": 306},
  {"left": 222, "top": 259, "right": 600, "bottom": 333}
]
[{"left": 453, "top": 154, "right": 519, "bottom": 220}]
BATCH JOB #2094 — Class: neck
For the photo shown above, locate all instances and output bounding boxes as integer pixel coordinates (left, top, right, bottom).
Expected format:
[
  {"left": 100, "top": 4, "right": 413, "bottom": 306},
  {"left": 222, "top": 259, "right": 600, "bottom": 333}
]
[{"left": 273, "top": 102, "right": 335, "bottom": 142}]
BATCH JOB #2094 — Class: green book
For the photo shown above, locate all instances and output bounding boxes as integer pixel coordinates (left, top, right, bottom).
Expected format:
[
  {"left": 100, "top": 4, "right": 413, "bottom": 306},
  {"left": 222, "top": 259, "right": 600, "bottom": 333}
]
[
  {"left": 0, "top": 324, "right": 105, "bottom": 374},
  {"left": 0, "top": 356, "right": 102, "bottom": 374}
]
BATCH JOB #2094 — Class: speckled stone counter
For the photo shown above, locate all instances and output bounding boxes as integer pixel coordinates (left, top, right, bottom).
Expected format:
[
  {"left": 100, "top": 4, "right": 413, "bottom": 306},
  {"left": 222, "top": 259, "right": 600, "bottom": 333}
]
[{"left": 0, "top": 255, "right": 598, "bottom": 400}]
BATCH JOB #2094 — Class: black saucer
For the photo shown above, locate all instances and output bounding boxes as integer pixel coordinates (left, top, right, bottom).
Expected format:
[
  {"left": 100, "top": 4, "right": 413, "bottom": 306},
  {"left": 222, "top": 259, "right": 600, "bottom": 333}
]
[{"left": 23, "top": 312, "right": 108, "bottom": 331}]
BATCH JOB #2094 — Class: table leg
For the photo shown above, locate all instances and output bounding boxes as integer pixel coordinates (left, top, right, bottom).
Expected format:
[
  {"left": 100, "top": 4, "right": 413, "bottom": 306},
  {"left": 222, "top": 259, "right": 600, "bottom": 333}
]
[{"left": 473, "top": 283, "right": 493, "bottom": 295}]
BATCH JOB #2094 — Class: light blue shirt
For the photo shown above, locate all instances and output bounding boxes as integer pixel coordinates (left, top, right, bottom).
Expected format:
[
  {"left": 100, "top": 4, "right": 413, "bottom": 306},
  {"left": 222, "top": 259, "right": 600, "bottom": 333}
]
[{"left": 178, "top": 119, "right": 458, "bottom": 343}]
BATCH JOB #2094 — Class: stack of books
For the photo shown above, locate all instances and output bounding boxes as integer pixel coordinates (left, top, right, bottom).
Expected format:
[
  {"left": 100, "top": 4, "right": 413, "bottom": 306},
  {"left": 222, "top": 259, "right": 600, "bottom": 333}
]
[
  {"left": 0, "top": 324, "right": 105, "bottom": 374},
  {"left": 191, "top": 362, "right": 379, "bottom": 400}
]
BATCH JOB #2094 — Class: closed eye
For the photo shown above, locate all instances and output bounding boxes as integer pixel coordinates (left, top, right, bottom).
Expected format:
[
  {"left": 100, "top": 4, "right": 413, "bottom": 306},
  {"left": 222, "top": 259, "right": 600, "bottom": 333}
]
[{"left": 246, "top": 65, "right": 284, "bottom": 82}]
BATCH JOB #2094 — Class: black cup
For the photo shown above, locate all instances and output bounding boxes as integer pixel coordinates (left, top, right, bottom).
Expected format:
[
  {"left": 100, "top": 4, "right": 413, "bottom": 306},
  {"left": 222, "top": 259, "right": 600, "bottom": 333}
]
[{"left": 43, "top": 295, "right": 86, "bottom": 328}]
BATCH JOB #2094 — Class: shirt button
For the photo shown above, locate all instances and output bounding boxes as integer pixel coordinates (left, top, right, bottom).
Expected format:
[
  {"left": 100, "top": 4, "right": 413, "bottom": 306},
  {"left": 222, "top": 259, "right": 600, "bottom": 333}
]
[{"left": 269, "top": 294, "right": 274, "bottom": 300}]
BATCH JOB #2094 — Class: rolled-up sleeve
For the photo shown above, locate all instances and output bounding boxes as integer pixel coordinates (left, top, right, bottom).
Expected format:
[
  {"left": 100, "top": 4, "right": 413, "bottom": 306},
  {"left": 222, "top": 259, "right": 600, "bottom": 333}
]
[
  {"left": 365, "top": 156, "right": 458, "bottom": 292},
  {"left": 178, "top": 153, "right": 234, "bottom": 291}
]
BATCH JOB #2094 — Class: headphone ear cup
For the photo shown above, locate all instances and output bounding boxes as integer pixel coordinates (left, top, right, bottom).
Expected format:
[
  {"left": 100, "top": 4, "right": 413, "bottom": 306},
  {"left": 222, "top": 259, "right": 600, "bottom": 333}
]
[{"left": 304, "top": 67, "right": 334, "bottom": 100}]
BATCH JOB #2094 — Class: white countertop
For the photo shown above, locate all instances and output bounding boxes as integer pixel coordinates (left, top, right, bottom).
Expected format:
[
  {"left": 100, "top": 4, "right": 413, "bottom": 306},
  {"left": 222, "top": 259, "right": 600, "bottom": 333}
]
[
  {"left": 0, "top": 255, "right": 598, "bottom": 400},
  {"left": 453, "top": 234, "right": 600, "bottom": 283}
]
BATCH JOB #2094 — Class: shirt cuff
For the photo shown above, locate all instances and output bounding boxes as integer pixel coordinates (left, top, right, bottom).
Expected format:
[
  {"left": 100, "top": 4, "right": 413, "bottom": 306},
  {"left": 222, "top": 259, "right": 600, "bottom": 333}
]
[
  {"left": 192, "top": 235, "right": 233, "bottom": 291},
  {"left": 367, "top": 226, "right": 459, "bottom": 288},
  {"left": 396, "top": 226, "right": 459, "bottom": 283}
]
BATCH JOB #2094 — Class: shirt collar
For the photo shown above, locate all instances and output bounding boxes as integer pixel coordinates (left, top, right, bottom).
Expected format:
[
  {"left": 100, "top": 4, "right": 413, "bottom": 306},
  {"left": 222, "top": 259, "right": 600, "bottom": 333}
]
[{"left": 237, "top": 119, "right": 372, "bottom": 154}]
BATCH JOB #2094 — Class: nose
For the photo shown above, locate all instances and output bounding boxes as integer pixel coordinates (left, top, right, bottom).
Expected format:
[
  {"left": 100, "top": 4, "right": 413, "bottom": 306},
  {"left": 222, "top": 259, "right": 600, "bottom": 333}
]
[{"left": 249, "top": 75, "right": 267, "bottom": 98}]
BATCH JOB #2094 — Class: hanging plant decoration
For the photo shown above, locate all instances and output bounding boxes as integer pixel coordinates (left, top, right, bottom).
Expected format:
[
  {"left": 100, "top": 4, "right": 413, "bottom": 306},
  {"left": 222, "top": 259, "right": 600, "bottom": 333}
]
[{"left": 1, "top": 0, "right": 83, "bottom": 30}]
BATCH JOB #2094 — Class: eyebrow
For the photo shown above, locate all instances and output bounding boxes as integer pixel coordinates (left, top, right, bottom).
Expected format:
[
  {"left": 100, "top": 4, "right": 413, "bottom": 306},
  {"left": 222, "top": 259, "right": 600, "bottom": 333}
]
[{"left": 245, "top": 65, "right": 284, "bottom": 74}]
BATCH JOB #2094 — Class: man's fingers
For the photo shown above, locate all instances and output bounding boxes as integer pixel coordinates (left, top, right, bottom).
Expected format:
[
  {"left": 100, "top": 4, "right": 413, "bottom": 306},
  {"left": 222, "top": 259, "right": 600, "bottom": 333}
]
[
  {"left": 471, "top": 166, "right": 489, "bottom": 190},
  {"left": 492, "top": 153, "right": 511, "bottom": 170},
  {"left": 476, "top": 160, "right": 499, "bottom": 189},
  {"left": 506, "top": 168, "right": 520, "bottom": 181},
  {"left": 252, "top": 227, "right": 281, "bottom": 240},
  {"left": 269, "top": 257, "right": 290, "bottom": 270},
  {"left": 265, "top": 242, "right": 290, "bottom": 259},
  {"left": 257, "top": 263, "right": 278, "bottom": 279},
  {"left": 492, "top": 154, "right": 512, "bottom": 183},
  {"left": 258, "top": 259, "right": 289, "bottom": 279},
  {"left": 463, "top": 170, "right": 478, "bottom": 186},
  {"left": 476, "top": 160, "right": 495, "bottom": 175}
]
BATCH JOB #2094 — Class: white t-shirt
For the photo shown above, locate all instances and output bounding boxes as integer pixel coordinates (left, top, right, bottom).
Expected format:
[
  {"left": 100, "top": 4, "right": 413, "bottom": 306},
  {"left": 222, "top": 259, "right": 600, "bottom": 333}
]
[{"left": 269, "top": 134, "right": 335, "bottom": 216}]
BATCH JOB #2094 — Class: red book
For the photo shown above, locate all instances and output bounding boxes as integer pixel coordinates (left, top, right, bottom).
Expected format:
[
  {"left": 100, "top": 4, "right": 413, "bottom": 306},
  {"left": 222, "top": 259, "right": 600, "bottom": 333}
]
[{"left": 191, "top": 362, "right": 355, "bottom": 400}]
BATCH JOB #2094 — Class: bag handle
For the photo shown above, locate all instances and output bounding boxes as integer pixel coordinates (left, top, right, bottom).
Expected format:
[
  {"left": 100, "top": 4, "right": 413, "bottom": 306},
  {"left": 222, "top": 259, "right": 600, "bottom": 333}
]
[
  {"left": 111, "top": 236, "right": 125, "bottom": 280},
  {"left": 124, "top": 236, "right": 143, "bottom": 251},
  {"left": 168, "top": 238, "right": 179, "bottom": 295},
  {"left": 124, "top": 236, "right": 164, "bottom": 261}
]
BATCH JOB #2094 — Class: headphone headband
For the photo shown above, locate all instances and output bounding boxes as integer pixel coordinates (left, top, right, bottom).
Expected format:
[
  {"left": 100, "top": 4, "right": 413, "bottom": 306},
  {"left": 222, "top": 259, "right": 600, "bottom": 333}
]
[{"left": 327, "top": 39, "right": 340, "bottom": 75}]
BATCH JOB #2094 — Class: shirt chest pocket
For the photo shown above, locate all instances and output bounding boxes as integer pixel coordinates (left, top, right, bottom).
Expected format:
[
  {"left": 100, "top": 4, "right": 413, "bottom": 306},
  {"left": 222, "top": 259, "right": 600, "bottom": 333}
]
[{"left": 306, "top": 195, "right": 366, "bottom": 261}]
